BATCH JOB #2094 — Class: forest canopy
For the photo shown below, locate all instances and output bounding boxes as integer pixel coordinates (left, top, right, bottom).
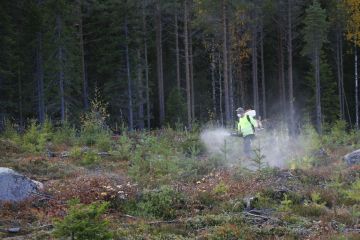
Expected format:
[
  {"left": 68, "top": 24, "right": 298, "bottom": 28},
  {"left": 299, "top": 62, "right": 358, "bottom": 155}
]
[{"left": 0, "top": 0, "right": 359, "bottom": 132}]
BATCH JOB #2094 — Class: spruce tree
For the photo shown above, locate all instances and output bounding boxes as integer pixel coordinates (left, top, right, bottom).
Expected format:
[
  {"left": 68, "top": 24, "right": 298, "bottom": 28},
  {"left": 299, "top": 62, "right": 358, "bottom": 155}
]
[{"left": 302, "top": 0, "right": 329, "bottom": 134}]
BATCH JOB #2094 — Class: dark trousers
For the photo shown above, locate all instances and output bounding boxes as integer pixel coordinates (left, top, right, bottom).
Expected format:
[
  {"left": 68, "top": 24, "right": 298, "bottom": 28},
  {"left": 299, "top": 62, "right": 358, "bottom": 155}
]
[{"left": 243, "top": 134, "right": 255, "bottom": 157}]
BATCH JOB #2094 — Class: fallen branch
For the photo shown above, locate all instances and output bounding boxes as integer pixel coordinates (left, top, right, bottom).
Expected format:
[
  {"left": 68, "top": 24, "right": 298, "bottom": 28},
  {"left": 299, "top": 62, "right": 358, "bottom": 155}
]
[
  {"left": 120, "top": 214, "right": 138, "bottom": 219},
  {"left": 148, "top": 220, "right": 181, "bottom": 225},
  {"left": 244, "top": 211, "right": 271, "bottom": 219}
]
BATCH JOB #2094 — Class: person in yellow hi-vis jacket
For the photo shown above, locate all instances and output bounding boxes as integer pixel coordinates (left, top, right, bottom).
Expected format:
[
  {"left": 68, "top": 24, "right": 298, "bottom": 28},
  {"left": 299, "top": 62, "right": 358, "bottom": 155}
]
[{"left": 236, "top": 107, "right": 258, "bottom": 158}]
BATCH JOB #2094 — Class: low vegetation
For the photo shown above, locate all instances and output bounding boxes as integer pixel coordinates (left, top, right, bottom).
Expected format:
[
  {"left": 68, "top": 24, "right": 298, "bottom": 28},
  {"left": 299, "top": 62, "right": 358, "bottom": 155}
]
[{"left": 0, "top": 117, "right": 359, "bottom": 239}]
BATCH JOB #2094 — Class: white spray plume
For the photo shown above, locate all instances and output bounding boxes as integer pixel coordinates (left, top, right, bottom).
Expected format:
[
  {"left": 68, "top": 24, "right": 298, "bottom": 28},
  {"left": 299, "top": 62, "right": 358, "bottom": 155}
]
[
  {"left": 200, "top": 128, "right": 231, "bottom": 154},
  {"left": 200, "top": 127, "right": 306, "bottom": 169}
]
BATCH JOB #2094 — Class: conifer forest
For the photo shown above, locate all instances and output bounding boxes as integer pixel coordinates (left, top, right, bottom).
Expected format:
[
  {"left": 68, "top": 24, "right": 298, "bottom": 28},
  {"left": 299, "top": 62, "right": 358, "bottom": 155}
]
[
  {"left": 0, "top": 0, "right": 358, "bottom": 130},
  {"left": 0, "top": 0, "right": 359, "bottom": 239}
]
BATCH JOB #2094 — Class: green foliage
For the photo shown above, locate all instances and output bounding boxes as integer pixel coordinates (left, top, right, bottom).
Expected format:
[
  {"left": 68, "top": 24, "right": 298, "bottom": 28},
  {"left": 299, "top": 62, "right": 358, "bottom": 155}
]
[
  {"left": 279, "top": 194, "right": 293, "bottom": 212},
  {"left": 291, "top": 191, "right": 328, "bottom": 218},
  {"left": 299, "top": 123, "right": 322, "bottom": 153},
  {"left": 70, "top": 146, "right": 83, "bottom": 159},
  {"left": 208, "top": 224, "right": 243, "bottom": 240},
  {"left": 310, "top": 191, "right": 323, "bottom": 205},
  {"left": 293, "top": 203, "right": 327, "bottom": 218},
  {"left": 186, "top": 214, "right": 243, "bottom": 230},
  {"left": 195, "top": 191, "right": 218, "bottom": 208},
  {"left": 220, "top": 199, "right": 246, "bottom": 213},
  {"left": 52, "top": 122, "right": 77, "bottom": 146},
  {"left": 165, "top": 88, "right": 187, "bottom": 127},
  {"left": 128, "top": 152, "right": 180, "bottom": 185},
  {"left": 252, "top": 193, "right": 277, "bottom": 209},
  {"left": 81, "top": 150, "right": 101, "bottom": 166},
  {"left": 53, "top": 199, "right": 112, "bottom": 240},
  {"left": 79, "top": 89, "right": 111, "bottom": 149},
  {"left": 181, "top": 134, "right": 205, "bottom": 157},
  {"left": 322, "top": 120, "right": 360, "bottom": 147},
  {"left": 111, "top": 134, "right": 132, "bottom": 160},
  {"left": 250, "top": 147, "right": 268, "bottom": 171},
  {"left": 22, "top": 119, "right": 53, "bottom": 153},
  {"left": 1, "top": 120, "right": 21, "bottom": 143},
  {"left": 212, "top": 181, "right": 229, "bottom": 196},
  {"left": 126, "top": 131, "right": 207, "bottom": 185},
  {"left": 302, "top": 0, "right": 329, "bottom": 57},
  {"left": 304, "top": 53, "right": 339, "bottom": 124},
  {"left": 345, "top": 179, "right": 360, "bottom": 202},
  {"left": 127, "top": 186, "right": 184, "bottom": 220}
]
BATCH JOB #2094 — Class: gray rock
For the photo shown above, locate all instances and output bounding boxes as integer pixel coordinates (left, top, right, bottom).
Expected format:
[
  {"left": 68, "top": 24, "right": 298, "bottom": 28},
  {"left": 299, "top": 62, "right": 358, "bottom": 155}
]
[
  {"left": 0, "top": 167, "right": 41, "bottom": 202},
  {"left": 60, "top": 151, "right": 70, "bottom": 158},
  {"left": 344, "top": 149, "right": 360, "bottom": 166},
  {"left": 8, "top": 227, "right": 20, "bottom": 233}
]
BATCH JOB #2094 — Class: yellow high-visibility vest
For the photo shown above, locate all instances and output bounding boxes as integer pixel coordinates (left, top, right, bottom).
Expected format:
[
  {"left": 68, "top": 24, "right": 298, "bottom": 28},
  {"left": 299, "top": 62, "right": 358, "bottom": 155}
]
[{"left": 237, "top": 115, "right": 257, "bottom": 137}]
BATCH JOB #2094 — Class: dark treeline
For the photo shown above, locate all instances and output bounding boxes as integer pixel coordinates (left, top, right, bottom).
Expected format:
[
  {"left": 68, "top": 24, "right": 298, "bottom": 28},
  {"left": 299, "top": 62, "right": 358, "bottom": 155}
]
[{"left": 0, "top": 0, "right": 359, "bottom": 132}]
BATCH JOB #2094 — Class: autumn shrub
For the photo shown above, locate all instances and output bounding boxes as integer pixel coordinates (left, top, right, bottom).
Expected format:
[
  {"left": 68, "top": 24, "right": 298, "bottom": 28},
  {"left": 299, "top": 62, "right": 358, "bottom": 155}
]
[
  {"left": 79, "top": 89, "right": 112, "bottom": 150},
  {"left": 53, "top": 199, "right": 112, "bottom": 240},
  {"left": 126, "top": 185, "right": 184, "bottom": 220}
]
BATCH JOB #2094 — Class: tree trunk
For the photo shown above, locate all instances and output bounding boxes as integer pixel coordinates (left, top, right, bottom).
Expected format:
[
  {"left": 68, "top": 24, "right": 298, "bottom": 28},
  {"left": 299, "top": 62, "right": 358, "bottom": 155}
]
[
  {"left": 57, "top": 15, "right": 65, "bottom": 123},
  {"left": 355, "top": 43, "right": 359, "bottom": 130},
  {"left": 18, "top": 67, "right": 23, "bottom": 127},
  {"left": 78, "top": 0, "right": 89, "bottom": 110},
  {"left": 288, "top": 0, "right": 295, "bottom": 134},
  {"left": 189, "top": 11, "right": 195, "bottom": 120},
  {"left": 155, "top": 0, "right": 165, "bottom": 126},
  {"left": 137, "top": 50, "right": 144, "bottom": 129},
  {"left": 36, "top": 31, "right": 45, "bottom": 124},
  {"left": 315, "top": 48, "right": 322, "bottom": 134},
  {"left": 340, "top": 34, "right": 345, "bottom": 120},
  {"left": 278, "top": 30, "right": 286, "bottom": 118},
  {"left": 252, "top": 25, "right": 259, "bottom": 114},
  {"left": 124, "top": 17, "right": 133, "bottom": 130},
  {"left": 142, "top": 1, "right": 151, "bottom": 129},
  {"left": 222, "top": 0, "right": 230, "bottom": 124},
  {"left": 218, "top": 55, "right": 224, "bottom": 126},
  {"left": 175, "top": 13, "right": 181, "bottom": 90},
  {"left": 184, "top": 0, "right": 192, "bottom": 127},
  {"left": 228, "top": 25, "right": 234, "bottom": 121},
  {"left": 211, "top": 43, "right": 217, "bottom": 117},
  {"left": 260, "top": 22, "right": 266, "bottom": 119},
  {"left": 239, "top": 62, "right": 245, "bottom": 107}
]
